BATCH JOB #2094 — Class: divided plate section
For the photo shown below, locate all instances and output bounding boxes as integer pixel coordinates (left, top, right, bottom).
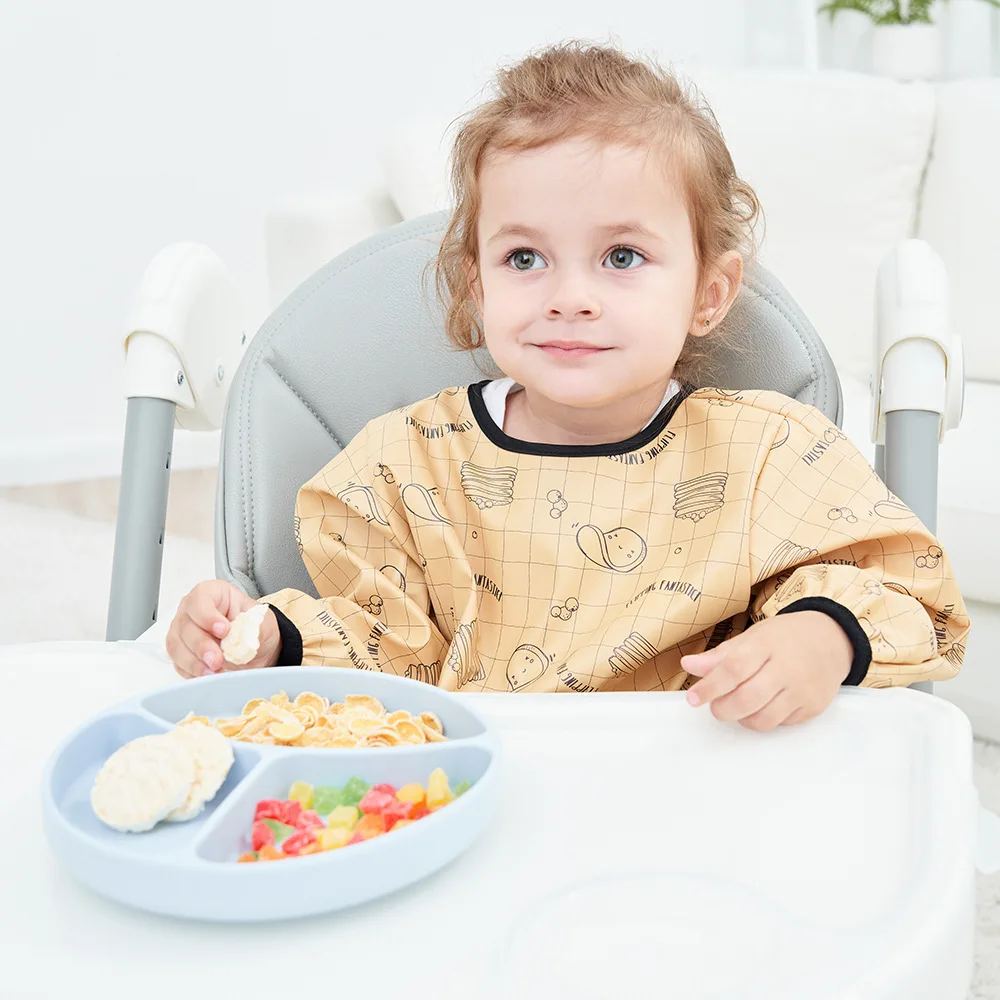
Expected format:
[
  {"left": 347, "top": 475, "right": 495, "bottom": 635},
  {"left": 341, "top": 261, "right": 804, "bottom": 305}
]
[
  {"left": 140, "top": 666, "right": 489, "bottom": 742},
  {"left": 46, "top": 711, "right": 261, "bottom": 859},
  {"left": 194, "top": 742, "right": 496, "bottom": 863}
]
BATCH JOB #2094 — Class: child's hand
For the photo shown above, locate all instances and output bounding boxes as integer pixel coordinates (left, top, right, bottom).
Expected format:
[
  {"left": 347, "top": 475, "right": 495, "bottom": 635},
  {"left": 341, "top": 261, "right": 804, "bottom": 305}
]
[
  {"left": 165, "top": 579, "right": 281, "bottom": 680},
  {"left": 680, "top": 612, "right": 853, "bottom": 731}
]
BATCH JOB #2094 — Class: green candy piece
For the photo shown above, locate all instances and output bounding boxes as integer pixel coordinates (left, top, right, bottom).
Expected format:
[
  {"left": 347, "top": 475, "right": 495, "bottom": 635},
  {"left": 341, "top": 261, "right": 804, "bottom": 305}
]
[
  {"left": 453, "top": 780, "right": 471, "bottom": 797},
  {"left": 340, "top": 776, "right": 370, "bottom": 807},
  {"left": 312, "top": 786, "right": 344, "bottom": 815},
  {"left": 262, "top": 819, "right": 297, "bottom": 844}
]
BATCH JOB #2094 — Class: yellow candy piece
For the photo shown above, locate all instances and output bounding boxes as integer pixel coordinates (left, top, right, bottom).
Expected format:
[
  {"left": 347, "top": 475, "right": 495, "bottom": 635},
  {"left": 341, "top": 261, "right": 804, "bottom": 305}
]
[
  {"left": 396, "top": 783, "right": 426, "bottom": 807},
  {"left": 317, "top": 827, "right": 352, "bottom": 851},
  {"left": 288, "top": 781, "right": 314, "bottom": 810},
  {"left": 426, "top": 768, "right": 454, "bottom": 810},
  {"left": 326, "top": 805, "right": 360, "bottom": 830}
]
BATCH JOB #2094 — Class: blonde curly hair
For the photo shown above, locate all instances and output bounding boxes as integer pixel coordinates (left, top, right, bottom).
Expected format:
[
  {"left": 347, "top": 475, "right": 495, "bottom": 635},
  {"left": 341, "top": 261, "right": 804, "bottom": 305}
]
[{"left": 431, "top": 39, "right": 762, "bottom": 380}]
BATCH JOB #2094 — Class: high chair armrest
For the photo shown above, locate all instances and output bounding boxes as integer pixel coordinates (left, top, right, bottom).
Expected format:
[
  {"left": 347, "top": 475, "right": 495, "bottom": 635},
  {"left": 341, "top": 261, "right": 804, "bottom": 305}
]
[
  {"left": 871, "top": 239, "right": 965, "bottom": 698},
  {"left": 122, "top": 242, "right": 248, "bottom": 432},
  {"left": 872, "top": 239, "right": 964, "bottom": 448}
]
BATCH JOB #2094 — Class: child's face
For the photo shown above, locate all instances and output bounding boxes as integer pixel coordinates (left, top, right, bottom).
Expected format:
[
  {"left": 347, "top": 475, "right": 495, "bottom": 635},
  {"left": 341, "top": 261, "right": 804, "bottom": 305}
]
[{"left": 471, "top": 137, "right": 715, "bottom": 412}]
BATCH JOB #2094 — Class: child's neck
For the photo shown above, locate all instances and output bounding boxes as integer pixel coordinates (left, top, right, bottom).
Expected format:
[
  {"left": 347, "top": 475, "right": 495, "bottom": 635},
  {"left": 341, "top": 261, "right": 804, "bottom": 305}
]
[{"left": 502, "top": 380, "right": 676, "bottom": 447}]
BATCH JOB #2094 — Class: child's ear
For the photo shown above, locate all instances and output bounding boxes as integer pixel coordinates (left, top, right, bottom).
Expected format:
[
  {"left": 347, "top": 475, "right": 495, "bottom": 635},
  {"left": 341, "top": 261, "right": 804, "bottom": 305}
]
[{"left": 691, "top": 251, "right": 744, "bottom": 337}]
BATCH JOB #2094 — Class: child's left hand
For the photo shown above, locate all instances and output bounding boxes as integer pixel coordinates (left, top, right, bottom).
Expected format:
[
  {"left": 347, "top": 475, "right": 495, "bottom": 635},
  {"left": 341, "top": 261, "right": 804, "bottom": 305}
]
[{"left": 680, "top": 611, "right": 853, "bottom": 731}]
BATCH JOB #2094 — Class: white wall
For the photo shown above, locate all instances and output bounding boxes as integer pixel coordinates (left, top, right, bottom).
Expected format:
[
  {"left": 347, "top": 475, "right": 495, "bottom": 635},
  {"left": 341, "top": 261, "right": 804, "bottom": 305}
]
[{"left": 1, "top": 0, "right": 819, "bottom": 486}]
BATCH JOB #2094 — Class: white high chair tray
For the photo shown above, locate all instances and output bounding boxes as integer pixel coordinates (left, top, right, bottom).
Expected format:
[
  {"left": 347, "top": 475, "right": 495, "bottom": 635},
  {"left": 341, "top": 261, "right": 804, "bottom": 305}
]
[{"left": 1, "top": 641, "right": 978, "bottom": 999}]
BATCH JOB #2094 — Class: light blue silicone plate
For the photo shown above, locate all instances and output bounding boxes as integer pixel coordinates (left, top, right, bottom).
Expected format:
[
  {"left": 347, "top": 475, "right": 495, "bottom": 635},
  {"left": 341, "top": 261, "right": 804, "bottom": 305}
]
[{"left": 41, "top": 667, "right": 500, "bottom": 922}]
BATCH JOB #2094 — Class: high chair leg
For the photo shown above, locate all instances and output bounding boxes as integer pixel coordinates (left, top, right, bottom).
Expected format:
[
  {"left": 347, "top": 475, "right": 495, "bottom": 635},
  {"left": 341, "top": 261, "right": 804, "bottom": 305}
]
[{"left": 105, "top": 397, "right": 174, "bottom": 641}]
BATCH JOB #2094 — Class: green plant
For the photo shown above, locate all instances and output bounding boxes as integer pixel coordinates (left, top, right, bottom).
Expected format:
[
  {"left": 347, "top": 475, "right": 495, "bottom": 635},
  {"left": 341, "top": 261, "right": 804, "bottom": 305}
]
[{"left": 819, "top": 0, "right": 1000, "bottom": 24}]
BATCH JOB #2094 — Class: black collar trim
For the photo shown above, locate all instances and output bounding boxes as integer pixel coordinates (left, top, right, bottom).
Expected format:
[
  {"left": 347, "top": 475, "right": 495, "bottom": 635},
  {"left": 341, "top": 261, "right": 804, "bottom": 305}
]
[{"left": 467, "top": 380, "right": 695, "bottom": 457}]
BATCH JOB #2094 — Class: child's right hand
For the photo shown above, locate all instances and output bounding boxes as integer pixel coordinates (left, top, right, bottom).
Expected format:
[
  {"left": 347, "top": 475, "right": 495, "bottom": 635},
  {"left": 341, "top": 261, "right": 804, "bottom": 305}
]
[{"left": 165, "top": 579, "right": 281, "bottom": 680}]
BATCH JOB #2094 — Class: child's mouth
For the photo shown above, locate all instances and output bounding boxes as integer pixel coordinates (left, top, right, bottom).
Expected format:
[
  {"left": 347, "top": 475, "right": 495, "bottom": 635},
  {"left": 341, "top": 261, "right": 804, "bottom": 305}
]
[{"left": 536, "top": 342, "right": 610, "bottom": 359}]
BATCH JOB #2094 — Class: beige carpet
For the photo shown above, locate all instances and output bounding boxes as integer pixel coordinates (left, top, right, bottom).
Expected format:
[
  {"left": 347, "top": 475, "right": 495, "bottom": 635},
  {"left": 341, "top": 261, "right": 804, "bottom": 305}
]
[{"left": 2, "top": 494, "right": 999, "bottom": 995}]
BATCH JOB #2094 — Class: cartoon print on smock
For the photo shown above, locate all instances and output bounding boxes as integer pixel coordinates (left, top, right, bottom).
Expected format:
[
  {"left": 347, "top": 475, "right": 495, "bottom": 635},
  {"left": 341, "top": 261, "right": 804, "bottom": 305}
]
[
  {"left": 405, "top": 661, "right": 440, "bottom": 685},
  {"left": 770, "top": 418, "right": 790, "bottom": 450},
  {"left": 461, "top": 462, "right": 517, "bottom": 510},
  {"left": 576, "top": 524, "right": 648, "bottom": 572},
  {"left": 673, "top": 473, "right": 728, "bottom": 522},
  {"left": 916, "top": 545, "right": 943, "bottom": 569},
  {"left": 707, "top": 389, "right": 743, "bottom": 407},
  {"left": 546, "top": 489, "right": 569, "bottom": 519},
  {"left": 550, "top": 597, "right": 579, "bottom": 621},
  {"left": 859, "top": 617, "right": 897, "bottom": 661},
  {"left": 401, "top": 483, "right": 451, "bottom": 525},
  {"left": 771, "top": 565, "right": 827, "bottom": 607},
  {"left": 828, "top": 506, "right": 858, "bottom": 525},
  {"left": 506, "top": 644, "right": 550, "bottom": 691},
  {"left": 609, "top": 632, "right": 658, "bottom": 677},
  {"left": 446, "top": 621, "right": 486, "bottom": 687},
  {"left": 338, "top": 484, "right": 390, "bottom": 526},
  {"left": 759, "top": 539, "right": 819, "bottom": 583},
  {"left": 380, "top": 565, "right": 406, "bottom": 592}
]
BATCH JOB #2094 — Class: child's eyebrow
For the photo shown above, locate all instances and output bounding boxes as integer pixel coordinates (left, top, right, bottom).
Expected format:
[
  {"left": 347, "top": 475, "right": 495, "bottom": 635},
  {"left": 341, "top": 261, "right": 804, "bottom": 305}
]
[{"left": 487, "top": 222, "right": 664, "bottom": 245}]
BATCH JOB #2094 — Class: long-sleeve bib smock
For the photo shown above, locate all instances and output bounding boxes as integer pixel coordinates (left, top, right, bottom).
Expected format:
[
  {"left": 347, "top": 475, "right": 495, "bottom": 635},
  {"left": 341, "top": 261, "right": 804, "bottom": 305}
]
[{"left": 261, "top": 383, "right": 969, "bottom": 693}]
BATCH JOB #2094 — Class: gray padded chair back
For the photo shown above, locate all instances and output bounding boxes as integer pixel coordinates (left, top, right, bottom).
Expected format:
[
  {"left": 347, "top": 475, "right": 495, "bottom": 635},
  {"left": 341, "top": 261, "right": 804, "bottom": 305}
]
[{"left": 216, "top": 210, "right": 843, "bottom": 599}]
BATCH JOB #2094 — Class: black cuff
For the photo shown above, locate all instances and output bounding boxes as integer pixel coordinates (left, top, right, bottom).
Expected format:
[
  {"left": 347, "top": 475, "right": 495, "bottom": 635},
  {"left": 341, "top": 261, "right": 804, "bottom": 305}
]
[
  {"left": 776, "top": 596, "right": 871, "bottom": 686},
  {"left": 267, "top": 604, "right": 303, "bottom": 666}
]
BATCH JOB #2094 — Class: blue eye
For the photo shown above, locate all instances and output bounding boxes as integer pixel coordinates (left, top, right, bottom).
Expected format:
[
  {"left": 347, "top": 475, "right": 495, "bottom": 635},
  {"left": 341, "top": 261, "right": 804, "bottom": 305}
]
[
  {"left": 604, "top": 246, "right": 645, "bottom": 270},
  {"left": 506, "top": 249, "right": 545, "bottom": 271}
]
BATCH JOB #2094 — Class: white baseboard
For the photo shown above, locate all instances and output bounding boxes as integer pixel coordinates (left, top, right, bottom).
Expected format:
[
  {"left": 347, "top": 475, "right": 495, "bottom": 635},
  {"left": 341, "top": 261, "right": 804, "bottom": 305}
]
[{"left": 0, "top": 429, "right": 221, "bottom": 487}]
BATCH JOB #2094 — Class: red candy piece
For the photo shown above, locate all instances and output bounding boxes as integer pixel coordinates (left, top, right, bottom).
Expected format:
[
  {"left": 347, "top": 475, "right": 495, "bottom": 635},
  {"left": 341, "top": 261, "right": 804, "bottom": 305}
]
[
  {"left": 382, "top": 799, "right": 413, "bottom": 831},
  {"left": 254, "top": 799, "right": 285, "bottom": 821},
  {"left": 371, "top": 783, "right": 397, "bottom": 797},
  {"left": 296, "top": 809, "right": 325, "bottom": 831},
  {"left": 410, "top": 806, "right": 431, "bottom": 821},
  {"left": 282, "top": 829, "right": 318, "bottom": 856},
  {"left": 348, "top": 832, "right": 365, "bottom": 845},
  {"left": 359, "top": 789, "right": 396, "bottom": 815},
  {"left": 280, "top": 799, "right": 303, "bottom": 826},
  {"left": 251, "top": 820, "right": 275, "bottom": 851}
]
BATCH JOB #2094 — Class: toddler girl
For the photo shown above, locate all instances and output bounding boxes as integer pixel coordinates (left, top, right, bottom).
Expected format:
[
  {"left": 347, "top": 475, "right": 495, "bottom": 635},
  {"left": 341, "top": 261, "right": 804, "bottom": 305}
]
[{"left": 166, "top": 41, "right": 968, "bottom": 732}]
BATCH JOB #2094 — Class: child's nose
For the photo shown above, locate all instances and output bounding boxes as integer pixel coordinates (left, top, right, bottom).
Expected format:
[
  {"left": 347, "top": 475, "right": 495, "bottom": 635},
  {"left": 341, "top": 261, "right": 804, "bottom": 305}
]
[{"left": 544, "top": 271, "right": 601, "bottom": 320}]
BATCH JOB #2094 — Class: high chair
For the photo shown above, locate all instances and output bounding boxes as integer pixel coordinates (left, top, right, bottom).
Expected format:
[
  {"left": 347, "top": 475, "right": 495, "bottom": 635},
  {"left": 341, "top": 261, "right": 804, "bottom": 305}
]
[
  {"left": 89, "top": 210, "right": 990, "bottom": 999},
  {"left": 107, "top": 211, "right": 963, "bottom": 666}
]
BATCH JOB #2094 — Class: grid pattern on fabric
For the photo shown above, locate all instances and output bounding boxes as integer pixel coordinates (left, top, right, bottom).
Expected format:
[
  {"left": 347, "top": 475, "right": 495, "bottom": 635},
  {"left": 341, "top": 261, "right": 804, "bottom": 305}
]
[{"left": 262, "top": 386, "right": 968, "bottom": 693}]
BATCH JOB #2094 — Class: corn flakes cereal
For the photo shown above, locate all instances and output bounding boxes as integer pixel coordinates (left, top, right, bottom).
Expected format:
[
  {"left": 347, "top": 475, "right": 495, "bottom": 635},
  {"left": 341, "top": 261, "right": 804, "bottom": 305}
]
[{"left": 205, "top": 690, "right": 447, "bottom": 748}]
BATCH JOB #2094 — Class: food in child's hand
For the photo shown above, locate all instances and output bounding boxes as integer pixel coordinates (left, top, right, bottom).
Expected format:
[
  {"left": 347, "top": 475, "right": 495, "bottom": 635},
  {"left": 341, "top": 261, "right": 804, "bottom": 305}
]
[
  {"left": 236, "top": 768, "right": 468, "bottom": 862},
  {"left": 206, "top": 690, "right": 447, "bottom": 748},
  {"left": 90, "top": 721, "right": 234, "bottom": 832},
  {"left": 220, "top": 603, "right": 269, "bottom": 665}
]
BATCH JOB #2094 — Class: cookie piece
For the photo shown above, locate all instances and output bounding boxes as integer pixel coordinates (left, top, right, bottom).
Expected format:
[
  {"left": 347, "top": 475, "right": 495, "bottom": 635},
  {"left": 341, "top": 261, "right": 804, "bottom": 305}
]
[
  {"left": 220, "top": 603, "right": 269, "bottom": 666},
  {"left": 91, "top": 734, "right": 195, "bottom": 833},
  {"left": 164, "top": 721, "right": 236, "bottom": 822}
]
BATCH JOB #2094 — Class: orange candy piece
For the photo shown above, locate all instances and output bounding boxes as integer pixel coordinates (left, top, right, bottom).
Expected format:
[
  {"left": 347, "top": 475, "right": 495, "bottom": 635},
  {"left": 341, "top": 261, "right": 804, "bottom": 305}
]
[
  {"left": 396, "top": 783, "right": 426, "bottom": 807},
  {"left": 257, "top": 844, "right": 287, "bottom": 861},
  {"left": 353, "top": 813, "right": 387, "bottom": 840},
  {"left": 237, "top": 852, "right": 258, "bottom": 863}
]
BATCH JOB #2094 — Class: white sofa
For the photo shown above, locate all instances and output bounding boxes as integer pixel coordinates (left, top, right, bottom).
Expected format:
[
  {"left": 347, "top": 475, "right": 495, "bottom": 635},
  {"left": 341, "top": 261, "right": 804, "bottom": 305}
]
[{"left": 264, "top": 70, "right": 1000, "bottom": 738}]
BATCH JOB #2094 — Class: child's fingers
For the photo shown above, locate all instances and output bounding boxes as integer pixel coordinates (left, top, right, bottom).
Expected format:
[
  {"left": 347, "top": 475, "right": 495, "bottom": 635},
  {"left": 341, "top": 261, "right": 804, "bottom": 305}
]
[
  {"left": 707, "top": 668, "right": 783, "bottom": 723},
  {"left": 683, "top": 637, "right": 766, "bottom": 707},
  {"left": 184, "top": 580, "right": 238, "bottom": 637},
  {"left": 738, "top": 690, "right": 801, "bottom": 733},
  {"left": 679, "top": 647, "right": 724, "bottom": 677},
  {"left": 178, "top": 614, "right": 225, "bottom": 675},
  {"left": 166, "top": 621, "right": 209, "bottom": 679}
]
